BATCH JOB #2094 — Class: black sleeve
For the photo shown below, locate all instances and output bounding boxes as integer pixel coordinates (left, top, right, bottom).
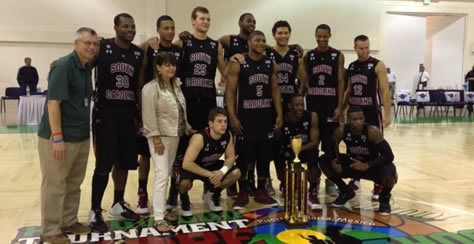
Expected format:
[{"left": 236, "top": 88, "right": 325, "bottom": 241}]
[
  {"left": 33, "top": 67, "right": 39, "bottom": 83},
  {"left": 367, "top": 140, "right": 394, "bottom": 167}
]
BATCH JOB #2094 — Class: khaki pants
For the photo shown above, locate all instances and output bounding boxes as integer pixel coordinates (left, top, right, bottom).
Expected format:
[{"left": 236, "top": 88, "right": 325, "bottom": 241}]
[{"left": 38, "top": 137, "right": 90, "bottom": 236}]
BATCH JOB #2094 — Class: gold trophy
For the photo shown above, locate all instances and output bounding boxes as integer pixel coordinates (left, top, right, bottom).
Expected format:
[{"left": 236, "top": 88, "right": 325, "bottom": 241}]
[
  {"left": 284, "top": 137, "right": 309, "bottom": 225},
  {"left": 291, "top": 138, "right": 302, "bottom": 163}
]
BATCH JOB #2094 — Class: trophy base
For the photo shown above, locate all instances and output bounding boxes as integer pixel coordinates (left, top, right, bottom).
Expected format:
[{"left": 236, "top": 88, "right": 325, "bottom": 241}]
[{"left": 284, "top": 219, "right": 309, "bottom": 227}]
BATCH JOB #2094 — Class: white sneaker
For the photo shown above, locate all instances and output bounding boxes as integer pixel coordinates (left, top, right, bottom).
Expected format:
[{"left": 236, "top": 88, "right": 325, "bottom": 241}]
[
  {"left": 181, "top": 208, "right": 193, "bottom": 217},
  {"left": 109, "top": 201, "right": 140, "bottom": 221},
  {"left": 136, "top": 194, "right": 150, "bottom": 215},
  {"left": 203, "top": 191, "right": 223, "bottom": 212},
  {"left": 180, "top": 193, "right": 193, "bottom": 217},
  {"left": 166, "top": 204, "right": 178, "bottom": 210}
]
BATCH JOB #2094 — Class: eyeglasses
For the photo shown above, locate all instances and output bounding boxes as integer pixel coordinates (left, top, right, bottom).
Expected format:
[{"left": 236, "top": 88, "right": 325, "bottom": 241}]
[{"left": 78, "top": 40, "right": 99, "bottom": 47}]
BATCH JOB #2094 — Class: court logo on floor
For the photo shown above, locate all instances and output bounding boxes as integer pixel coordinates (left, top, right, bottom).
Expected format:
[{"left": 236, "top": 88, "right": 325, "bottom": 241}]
[{"left": 11, "top": 205, "right": 474, "bottom": 243}]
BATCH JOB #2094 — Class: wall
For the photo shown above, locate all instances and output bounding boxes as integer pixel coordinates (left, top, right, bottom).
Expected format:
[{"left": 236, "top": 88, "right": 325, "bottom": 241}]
[
  {"left": 380, "top": 0, "right": 474, "bottom": 90},
  {"left": 383, "top": 14, "right": 427, "bottom": 93},
  {"left": 427, "top": 15, "right": 465, "bottom": 89},
  {"left": 0, "top": 0, "right": 473, "bottom": 95},
  {"left": 0, "top": 0, "right": 148, "bottom": 94}
]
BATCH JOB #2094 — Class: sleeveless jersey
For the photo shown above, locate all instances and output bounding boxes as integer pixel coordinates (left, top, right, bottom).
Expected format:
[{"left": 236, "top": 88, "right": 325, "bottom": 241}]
[
  {"left": 94, "top": 38, "right": 143, "bottom": 106},
  {"left": 347, "top": 57, "right": 380, "bottom": 109},
  {"left": 196, "top": 128, "right": 231, "bottom": 168},
  {"left": 342, "top": 123, "right": 377, "bottom": 162},
  {"left": 145, "top": 44, "right": 183, "bottom": 84},
  {"left": 267, "top": 48, "right": 299, "bottom": 102},
  {"left": 237, "top": 54, "right": 275, "bottom": 140},
  {"left": 283, "top": 111, "right": 312, "bottom": 145},
  {"left": 180, "top": 36, "right": 219, "bottom": 99},
  {"left": 224, "top": 35, "right": 248, "bottom": 61},
  {"left": 305, "top": 47, "right": 341, "bottom": 117}
]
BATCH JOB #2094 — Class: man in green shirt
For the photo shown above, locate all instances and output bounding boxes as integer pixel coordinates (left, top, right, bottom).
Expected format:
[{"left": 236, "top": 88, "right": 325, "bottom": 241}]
[{"left": 37, "top": 27, "right": 98, "bottom": 244}]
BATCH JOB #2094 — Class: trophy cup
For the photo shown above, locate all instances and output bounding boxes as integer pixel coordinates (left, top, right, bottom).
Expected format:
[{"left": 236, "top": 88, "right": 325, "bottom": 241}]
[{"left": 284, "top": 137, "right": 309, "bottom": 225}]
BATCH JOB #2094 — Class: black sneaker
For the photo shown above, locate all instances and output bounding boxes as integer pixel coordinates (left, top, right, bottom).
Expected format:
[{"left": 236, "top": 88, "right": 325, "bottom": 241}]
[
  {"left": 227, "top": 184, "right": 238, "bottom": 198},
  {"left": 331, "top": 190, "right": 356, "bottom": 207},
  {"left": 109, "top": 201, "right": 140, "bottom": 221},
  {"left": 378, "top": 194, "right": 391, "bottom": 216},
  {"left": 166, "top": 182, "right": 179, "bottom": 210},
  {"left": 248, "top": 181, "right": 257, "bottom": 197},
  {"left": 88, "top": 209, "right": 109, "bottom": 233}
]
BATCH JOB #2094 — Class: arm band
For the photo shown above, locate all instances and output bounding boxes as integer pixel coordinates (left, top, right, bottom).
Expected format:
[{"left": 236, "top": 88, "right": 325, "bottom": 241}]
[
  {"left": 219, "top": 165, "right": 229, "bottom": 175},
  {"left": 367, "top": 140, "right": 394, "bottom": 167},
  {"left": 52, "top": 138, "right": 64, "bottom": 143}
]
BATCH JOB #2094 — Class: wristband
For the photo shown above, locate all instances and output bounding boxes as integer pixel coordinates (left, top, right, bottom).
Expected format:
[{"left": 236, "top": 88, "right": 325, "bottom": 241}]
[
  {"left": 219, "top": 165, "right": 229, "bottom": 175},
  {"left": 52, "top": 138, "right": 64, "bottom": 143},
  {"left": 52, "top": 132, "right": 63, "bottom": 136}
]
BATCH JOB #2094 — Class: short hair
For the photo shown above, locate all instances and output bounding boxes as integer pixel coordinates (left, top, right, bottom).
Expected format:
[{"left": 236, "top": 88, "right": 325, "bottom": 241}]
[
  {"left": 74, "top": 27, "right": 97, "bottom": 41},
  {"left": 191, "top": 6, "right": 209, "bottom": 20},
  {"left": 248, "top": 30, "right": 265, "bottom": 41},
  {"left": 208, "top": 107, "right": 228, "bottom": 122},
  {"left": 347, "top": 106, "right": 364, "bottom": 116},
  {"left": 354, "top": 35, "right": 369, "bottom": 43},
  {"left": 239, "top": 13, "right": 253, "bottom": 23},
  {"left": 272, "top": 20, "right": 291, "bottom": 35},
  {"left": 24, "top": 57, "right": 31, "bottom": 62},
  {"left": 114, "top": 13, "right": 134, "bottom": 26},
  {"left": 154, "top": 51, "right": 177, "bottom": 67},
  {"left": 156, "top": 15, "right": 174, "bottom": 28},
  {"left": 316, "top": 24, "right": 331, "bottom": 34},
  {"left": 289, "top": 94, "right": 304, "bottom": 104}
]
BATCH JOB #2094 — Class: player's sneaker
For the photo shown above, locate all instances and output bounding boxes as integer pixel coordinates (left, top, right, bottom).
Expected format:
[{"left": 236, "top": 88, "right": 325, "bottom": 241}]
[
  {"left": 232, "top": 191, "right": 249, "bottom": 210},
  {"left": 109, "top": 201, "right": 140, "bottom": 221},
  {"left": 136, "top": 193, "right": 150, "bottom": 215},
  {"left": 254, "top": 188, "right": 278, "bottom": 207},
  {"left": 331, "top": 190, "right": 356, "bottom": 207},
  {"left": 348, "top": 179, "right": 361, "bottom": 193}
]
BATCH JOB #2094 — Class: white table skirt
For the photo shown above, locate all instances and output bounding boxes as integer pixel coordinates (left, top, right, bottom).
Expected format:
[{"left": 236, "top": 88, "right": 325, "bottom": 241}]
[{"left": 17, "top": 95, "right": 46, "bottom": 126}]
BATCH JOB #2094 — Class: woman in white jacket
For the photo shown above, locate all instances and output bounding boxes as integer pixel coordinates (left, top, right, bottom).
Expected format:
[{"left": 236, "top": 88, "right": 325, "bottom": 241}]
[{"left": 141, "top": 52, "right": 193, "bottom": 232}]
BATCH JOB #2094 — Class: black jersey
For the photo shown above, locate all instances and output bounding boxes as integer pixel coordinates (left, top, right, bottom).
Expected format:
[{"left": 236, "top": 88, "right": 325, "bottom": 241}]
[
  {"left": 224, "top": 35, "right": 248, "bottom": 61},
  {"left": 347, "top": 57, "right": 380, "bottom": 108},
  {"left": 237, "top": 54, "right": 275, "bottom": 140},
  {"left": 181, "top": 35, "right": 219, "bottom": 99},
  {"left": 94, "top": 38, "right": 143, "bottom": 106},
  {"left": 145, "top": 44, "right": 183, "bottom": 84},
  {"left": 267, "top": 48, "right": 299, "bottom": 101},
  {"left": 283, "top": 111, "right": 312, "bottom": 145},
  {"left": 305, "top": 47, "right": 341, "bottom": 117},
  {"left": 196, "top": 128, "right": 231, "bottom": 168},
  {"left": 342, "top": 123, "right": 377, "bottom": 162}
]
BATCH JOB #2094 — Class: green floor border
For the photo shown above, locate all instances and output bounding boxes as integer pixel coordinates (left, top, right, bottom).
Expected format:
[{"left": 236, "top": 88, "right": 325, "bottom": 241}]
[
  {"left": 0, "top": 125, "right": 39, "bottom": 134},
  {"left": 0, "top": 116, "right": 472, "bottom": 135},
  {"left": 394, "top": 116, "right": 474, "bottom": 124}
]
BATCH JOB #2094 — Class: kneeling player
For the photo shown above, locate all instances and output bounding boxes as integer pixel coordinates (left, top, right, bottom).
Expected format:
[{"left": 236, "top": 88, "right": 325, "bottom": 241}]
[
  {"left": 179, "top": 107, "right": 241, "bottom": 213},
  {"left": 319, "top": 106, "right": 397, "bottom": 215}
]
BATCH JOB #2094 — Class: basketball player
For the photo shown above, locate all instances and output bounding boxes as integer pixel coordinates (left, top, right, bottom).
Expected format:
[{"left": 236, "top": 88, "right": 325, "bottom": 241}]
[
  {"left": 267, "top": 20, "right": 301, "bottom": 195},
  {"left": 343, "top": 35, "right": 391, "bottom": 129},
  {"left": 299, "top": 24, "right": 344, "bottom": 196},
  {"left": 173, "top": 6, "right": 226, "bottom": 131},
  {"left": 89, "top": 13, "right": 143, "bottom": 233},
  {"left": 319, "top": 106, "right": 397, "bottom": 215},
  {"left": 281, "top": 94, "right": 321, "bottom": 209},
  {"left": 135, "top": 15, "right": 186, "bottom": 216},
  {"left": 341, "top": 35, "right": 392, "bottom": 198},
  {"left": 217, "top": 12, "right": 255, "bottom": 197},
  {"left": 225, "top": 30, "right": 283, "bottom": 209},
  {"left": 179, "top": 107, "right": 241, "bottom": 214},
  {"left": 218, "top": 12, "right": 255, "bottom": 70}
]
